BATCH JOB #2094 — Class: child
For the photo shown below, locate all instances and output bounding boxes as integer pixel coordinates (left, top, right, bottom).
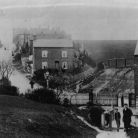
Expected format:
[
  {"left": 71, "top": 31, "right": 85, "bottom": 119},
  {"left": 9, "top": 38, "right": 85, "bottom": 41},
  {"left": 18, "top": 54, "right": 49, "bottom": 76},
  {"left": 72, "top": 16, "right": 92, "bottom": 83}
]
[{"left": 114, "top": 108, "right": 121, "bottom": 132}]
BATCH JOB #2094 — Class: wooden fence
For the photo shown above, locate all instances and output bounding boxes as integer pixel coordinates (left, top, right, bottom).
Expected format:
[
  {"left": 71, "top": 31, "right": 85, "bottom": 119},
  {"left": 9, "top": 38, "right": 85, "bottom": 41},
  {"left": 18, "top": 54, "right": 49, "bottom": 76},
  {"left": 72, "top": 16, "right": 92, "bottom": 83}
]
[
  {"left": 60, "top": 92, "right": 136, "bottom": 107},
  {"left": 60, "top": 93, "right": 118, "bottom": 105},
  {"left": 103, "top": 58, "right": 135, "bottom": 68},
  {"left": 93, "top": 94, "right": 118, "bottom": 106}
]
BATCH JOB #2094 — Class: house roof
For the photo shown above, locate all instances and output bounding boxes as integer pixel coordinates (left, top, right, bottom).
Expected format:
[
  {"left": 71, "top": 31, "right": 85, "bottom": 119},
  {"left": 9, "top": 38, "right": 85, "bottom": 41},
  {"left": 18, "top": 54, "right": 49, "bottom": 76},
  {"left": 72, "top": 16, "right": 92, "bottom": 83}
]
[
  {"left": 134, "top": 41, "right": 138, "bottom": 56},
  {"left": 33, "top": 39, "right": 73, "bottom": 48}
]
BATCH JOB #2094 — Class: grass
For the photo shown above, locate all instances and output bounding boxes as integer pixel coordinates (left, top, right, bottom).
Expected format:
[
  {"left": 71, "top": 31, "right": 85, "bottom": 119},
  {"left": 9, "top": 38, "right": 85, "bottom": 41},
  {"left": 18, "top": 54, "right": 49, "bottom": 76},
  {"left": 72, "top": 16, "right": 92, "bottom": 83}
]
[{"left": 0, "top": 95, "right": 98, "bottom": 137}]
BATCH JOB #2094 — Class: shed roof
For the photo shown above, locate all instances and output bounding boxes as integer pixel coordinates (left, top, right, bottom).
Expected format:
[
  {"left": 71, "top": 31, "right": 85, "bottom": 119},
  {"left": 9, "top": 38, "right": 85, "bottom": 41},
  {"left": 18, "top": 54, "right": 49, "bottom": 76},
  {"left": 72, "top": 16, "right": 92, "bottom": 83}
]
[
  {"left": 33, "top": 39, "right": 73, "bottom": 48},
  {"left": 134, "top": 41, "right": 138, "bottom": 56}
]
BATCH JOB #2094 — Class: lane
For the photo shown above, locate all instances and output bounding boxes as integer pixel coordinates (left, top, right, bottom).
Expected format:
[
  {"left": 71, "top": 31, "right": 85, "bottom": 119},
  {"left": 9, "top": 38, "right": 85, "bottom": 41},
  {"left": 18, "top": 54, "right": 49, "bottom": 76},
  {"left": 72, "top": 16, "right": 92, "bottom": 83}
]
[
  {"left": 0, "top": 47, "right": 41, "bottom": 94},
  {"left": 10, "top": 69, "right": 42, "bottom": 94}
]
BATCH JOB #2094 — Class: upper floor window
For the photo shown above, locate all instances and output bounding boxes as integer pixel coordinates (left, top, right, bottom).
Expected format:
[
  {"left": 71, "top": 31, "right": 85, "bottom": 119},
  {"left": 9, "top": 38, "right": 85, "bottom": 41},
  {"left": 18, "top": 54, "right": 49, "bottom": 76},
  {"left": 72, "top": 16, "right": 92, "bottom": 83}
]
[
  {"left": 62, "top": 51, "right": 67, "bottom": 58},
  {"left": 42, "top": 50, "right": 48, "bottom": 58},
  {"left": 42, "top": 61, "right": 48, "bottom": 69}
]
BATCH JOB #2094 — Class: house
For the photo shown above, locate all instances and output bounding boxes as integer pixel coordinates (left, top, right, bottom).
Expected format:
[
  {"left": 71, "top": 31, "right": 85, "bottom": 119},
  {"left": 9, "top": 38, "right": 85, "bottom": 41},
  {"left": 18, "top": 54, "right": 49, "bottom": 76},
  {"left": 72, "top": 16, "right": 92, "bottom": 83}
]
[{"left": 33, "top": 39, "right": 81, "bottom": 72}]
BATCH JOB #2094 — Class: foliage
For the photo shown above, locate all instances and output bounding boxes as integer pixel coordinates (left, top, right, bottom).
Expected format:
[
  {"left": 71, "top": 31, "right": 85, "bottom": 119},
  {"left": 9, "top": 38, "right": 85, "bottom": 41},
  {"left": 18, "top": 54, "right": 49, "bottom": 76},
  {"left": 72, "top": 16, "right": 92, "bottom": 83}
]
[
  {"left": 2, "top": 77, "right": 11, "bottom": 86},
  {"left": 97, "top": 62, "right": 104, "bottom": 71},
  {"left": 89, "top": 107, "right": 105, "bottom": 127},
  {"left": 63, "top": 98, "right": 70, "bottom": 108},
  {"left": 33, "top": 69, "right": 59, "bottom": 81},
  {"left": 0, "top": 85, "right": 19, "bottom": 96},
  {"left": 33, "top": 69, "right": 71, "bottom": 89},
  {"left": 13, "top": 53, "right": 21, "bottom": 62},
  {"left": 24, "top": 88, "right": 60, "bottom": 104},
  {"left": 0, "top": 60, "right": 14, "bottom": 84},
  {"left": 73, "top": 41, "right": 96, "bottom": 68}
]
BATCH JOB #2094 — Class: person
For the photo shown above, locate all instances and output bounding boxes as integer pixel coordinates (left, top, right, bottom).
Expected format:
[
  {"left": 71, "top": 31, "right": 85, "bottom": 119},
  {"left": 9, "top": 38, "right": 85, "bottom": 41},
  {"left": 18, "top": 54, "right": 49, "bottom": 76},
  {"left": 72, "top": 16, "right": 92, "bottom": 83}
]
[
  {"left": 30, "top": 80, "right": 34, "bottom": 89},
  {"left": 104, "top": 110, "right": 110, "bottom": 127},
  {"left": 114, "top": 108, "right": 121, "bottom": 132},
  {"left": 123, "top": 103, "right": 133, "bottom": 132}
]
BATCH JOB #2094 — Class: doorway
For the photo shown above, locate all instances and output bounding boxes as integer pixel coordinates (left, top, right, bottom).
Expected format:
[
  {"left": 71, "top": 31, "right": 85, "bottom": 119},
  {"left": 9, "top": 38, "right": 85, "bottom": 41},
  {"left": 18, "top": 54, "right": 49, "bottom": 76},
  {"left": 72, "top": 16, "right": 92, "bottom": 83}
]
[
  {"left": 55, "top": 61, "right": 60, "bottom": 70},
  {"left": 121, "top": 95, "right": 124, "bottom": 107}
]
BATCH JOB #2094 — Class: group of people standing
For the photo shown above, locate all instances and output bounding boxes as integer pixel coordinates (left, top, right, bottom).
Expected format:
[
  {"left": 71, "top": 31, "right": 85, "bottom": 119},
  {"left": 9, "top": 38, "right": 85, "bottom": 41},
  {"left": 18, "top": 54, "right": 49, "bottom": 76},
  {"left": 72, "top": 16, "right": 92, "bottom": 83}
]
[{"left": 104, "top": 103, "right": 133, "bottom": 132}]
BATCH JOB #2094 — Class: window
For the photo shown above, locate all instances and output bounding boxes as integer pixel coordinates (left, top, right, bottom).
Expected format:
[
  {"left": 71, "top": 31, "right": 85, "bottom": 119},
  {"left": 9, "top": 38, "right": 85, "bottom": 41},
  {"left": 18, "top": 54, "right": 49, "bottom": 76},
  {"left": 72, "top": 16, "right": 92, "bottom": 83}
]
[
  {"left": 42, "top": 50, "right": 48, "bottom": 57},
  {"left": 42, "top": 62, "right": 48, "bottom": 69},
  {"left": 62, "top": 61, "right": 68, "bottom": 69},
  {"left": 62, "top": 51, "right": 67, "bottom": 58}
]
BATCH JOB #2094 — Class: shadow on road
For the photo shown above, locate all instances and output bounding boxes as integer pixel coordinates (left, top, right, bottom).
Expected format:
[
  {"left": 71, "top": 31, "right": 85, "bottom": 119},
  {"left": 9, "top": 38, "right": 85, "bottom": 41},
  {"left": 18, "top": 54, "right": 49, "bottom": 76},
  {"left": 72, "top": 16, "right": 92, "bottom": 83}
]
[{"left": 127, "top": 126, "right": 138, "bottom": 138}]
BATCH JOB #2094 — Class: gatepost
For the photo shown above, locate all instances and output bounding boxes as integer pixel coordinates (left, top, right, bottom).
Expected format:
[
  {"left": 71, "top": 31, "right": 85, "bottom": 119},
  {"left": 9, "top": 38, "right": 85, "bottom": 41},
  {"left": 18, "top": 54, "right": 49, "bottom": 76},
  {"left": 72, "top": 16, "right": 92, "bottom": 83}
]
[{"left": 134, "top": 42, "right": 138, "bottom": 125}]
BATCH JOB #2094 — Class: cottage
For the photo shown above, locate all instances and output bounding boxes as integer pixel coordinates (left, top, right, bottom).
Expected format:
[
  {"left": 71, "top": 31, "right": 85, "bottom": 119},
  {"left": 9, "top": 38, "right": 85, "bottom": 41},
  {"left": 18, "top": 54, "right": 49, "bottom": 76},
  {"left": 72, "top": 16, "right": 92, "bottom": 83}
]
[{"left": 33, "top": 39, "right": 80, "bottom": 72}]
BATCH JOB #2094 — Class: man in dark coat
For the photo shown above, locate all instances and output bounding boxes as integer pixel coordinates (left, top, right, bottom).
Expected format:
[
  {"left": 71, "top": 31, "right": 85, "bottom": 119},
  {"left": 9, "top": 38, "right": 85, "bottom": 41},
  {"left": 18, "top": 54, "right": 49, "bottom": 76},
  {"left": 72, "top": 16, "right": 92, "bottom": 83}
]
[
  {"left": 114, "top": 108, "right": 121, "bottom": 132},
  {"left": 123, "top": 103, "right": 133, "bottom": 132}
]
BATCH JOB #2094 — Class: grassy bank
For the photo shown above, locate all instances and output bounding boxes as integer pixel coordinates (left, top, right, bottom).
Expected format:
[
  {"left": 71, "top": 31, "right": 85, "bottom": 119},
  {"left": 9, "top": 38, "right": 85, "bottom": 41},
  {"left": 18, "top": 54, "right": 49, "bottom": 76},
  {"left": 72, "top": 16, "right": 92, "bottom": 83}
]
[{"left": 0, "top": 95, "right": 98, "bottom": 137}]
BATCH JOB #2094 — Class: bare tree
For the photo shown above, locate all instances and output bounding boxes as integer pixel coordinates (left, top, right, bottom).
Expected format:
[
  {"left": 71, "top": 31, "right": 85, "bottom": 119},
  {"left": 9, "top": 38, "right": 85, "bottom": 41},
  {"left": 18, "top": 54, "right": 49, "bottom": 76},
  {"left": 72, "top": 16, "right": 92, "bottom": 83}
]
[{"left": 0, "top": 60, "right": 14, "bottom": 85}]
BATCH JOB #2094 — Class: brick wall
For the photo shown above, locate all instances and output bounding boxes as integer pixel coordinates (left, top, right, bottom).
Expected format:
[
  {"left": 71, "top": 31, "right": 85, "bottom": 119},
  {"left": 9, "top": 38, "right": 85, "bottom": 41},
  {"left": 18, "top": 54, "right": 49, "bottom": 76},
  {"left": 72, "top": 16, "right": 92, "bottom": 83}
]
[{"left": 34, "top": 47, "right": 74, "bottom": 71}]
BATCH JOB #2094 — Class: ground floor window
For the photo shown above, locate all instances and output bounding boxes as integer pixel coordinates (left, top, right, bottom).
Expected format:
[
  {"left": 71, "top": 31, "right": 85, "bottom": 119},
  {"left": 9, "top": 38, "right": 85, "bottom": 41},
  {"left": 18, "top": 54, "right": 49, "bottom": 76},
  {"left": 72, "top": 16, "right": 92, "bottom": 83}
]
[
  {"left": 62, "top": 61, "right": 68, "bottom": 69},
  {"left": 42, "top": 61, "right": 48, "bottom": 69}
]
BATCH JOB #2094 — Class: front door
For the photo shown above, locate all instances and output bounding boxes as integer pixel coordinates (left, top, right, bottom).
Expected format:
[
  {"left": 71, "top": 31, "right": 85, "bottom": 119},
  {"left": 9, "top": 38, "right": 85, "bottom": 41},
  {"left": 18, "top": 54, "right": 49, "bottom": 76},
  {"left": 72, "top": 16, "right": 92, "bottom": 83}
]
[
  {"left": 121, "top": 95, "right": 124, "bottom": 107},
  {"left": 55, "top": 61, "right": 60, "bottom": 70}
]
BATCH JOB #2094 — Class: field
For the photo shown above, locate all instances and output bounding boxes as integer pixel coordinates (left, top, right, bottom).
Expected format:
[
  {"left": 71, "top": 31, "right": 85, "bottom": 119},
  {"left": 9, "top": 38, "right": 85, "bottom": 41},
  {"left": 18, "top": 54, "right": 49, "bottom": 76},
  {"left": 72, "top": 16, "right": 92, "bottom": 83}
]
[{"left": 75, "top": 40, "right": 136, "bottom": 63}]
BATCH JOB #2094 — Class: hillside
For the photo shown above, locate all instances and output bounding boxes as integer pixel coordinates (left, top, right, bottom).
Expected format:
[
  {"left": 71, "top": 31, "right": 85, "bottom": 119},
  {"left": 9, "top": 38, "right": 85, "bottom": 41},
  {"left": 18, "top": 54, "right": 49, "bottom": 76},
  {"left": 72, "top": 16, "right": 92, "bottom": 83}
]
[
  {"left": 92, "top": 68, "right": 134, "bottom": 95},
  {"left": 0, "top": 95, "right": 98, "bottom": 137},
  {"left": 75, "top": 40, "right": 136, "bottom": 63}
]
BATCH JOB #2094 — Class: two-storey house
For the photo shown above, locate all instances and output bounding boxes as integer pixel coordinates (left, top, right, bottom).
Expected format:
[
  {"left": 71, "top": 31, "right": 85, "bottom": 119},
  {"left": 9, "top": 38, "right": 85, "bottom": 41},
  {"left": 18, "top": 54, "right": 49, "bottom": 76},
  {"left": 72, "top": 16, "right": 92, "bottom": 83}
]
[{"left": 33, "top": 39, "right": 80, "bottom": 72}]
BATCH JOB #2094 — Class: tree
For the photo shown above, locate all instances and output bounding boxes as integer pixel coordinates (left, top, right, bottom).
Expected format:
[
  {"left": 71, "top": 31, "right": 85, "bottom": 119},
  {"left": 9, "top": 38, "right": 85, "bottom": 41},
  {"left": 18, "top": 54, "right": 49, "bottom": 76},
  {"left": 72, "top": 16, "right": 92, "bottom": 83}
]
[
  {"left": 0, "top": 60, "right": 14, "bottom": 86},
  {"left": 48, "top": 73, "right": 71, "bottom": 100}
]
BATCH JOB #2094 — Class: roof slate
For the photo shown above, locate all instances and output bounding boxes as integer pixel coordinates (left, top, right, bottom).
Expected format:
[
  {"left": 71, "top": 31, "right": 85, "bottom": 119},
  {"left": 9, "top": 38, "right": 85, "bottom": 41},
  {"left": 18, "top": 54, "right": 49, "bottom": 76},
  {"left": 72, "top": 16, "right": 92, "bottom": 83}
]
[{"left": 33, "top": 39, "right": 73, "bottom": 48}]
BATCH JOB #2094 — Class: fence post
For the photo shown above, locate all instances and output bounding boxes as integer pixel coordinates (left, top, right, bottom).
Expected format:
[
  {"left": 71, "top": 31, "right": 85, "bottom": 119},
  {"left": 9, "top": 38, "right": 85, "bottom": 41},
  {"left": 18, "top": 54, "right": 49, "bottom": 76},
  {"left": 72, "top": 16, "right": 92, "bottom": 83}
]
[
  {"left": 89, "top": 92, "right": 93, "bottom": 105},
  {"left": 101, "top": 113, "right": 105, "bottom": 128},
  {"left": 109, "top": 114, "right": 112, "bottom": 130}
]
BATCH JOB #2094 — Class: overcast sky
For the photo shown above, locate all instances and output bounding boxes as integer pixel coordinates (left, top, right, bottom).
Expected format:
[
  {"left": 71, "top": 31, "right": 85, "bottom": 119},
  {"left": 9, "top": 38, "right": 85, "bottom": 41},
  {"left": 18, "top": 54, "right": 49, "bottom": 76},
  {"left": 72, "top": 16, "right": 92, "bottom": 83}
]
[{"left": 0, "top": 0, "right": 138, "bottom": 45}]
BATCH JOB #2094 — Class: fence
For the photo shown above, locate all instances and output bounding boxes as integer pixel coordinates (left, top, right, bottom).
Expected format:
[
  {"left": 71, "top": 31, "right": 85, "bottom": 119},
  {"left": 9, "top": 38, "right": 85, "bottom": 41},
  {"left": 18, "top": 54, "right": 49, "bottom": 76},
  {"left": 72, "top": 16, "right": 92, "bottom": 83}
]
[
  {"left": 60, "top": 92, "right": 136, "bottom": 107},
  {"left": 102, "top": 58, "right": 135, "bottom": 68},
  {"left": 93, "top": 94, "right": 118, "bottom": 106},
  {"left": 60, "top": 92, "right": 118, "bottom": 105}
]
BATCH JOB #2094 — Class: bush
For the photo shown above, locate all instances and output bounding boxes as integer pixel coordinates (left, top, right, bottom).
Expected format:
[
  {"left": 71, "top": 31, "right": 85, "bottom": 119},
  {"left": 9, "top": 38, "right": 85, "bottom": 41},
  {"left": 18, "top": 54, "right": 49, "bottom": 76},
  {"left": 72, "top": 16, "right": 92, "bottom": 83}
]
[
  {"left": 0, "top": 85, "right": 19, "bottom": 96},
  {"left": 89, "top": 107, "right": 105, "bottom": 127},
  {"left": 33, "top": 69, "right": 59, "bottom": 81},
  {"left": 2, "top": 77, "right": 11, "bottom": 86},
  {"left": 63, "top": 98, "right": 70, "bottom": 108},
  {"left": 25, "top": 88, "right": 60, "bottom": 104},
  {"left": 97, "top": 62, "right": 104, "bottom": 71},
  {"left": 13, "top": 53, "right": 21, "bottom": 62}
]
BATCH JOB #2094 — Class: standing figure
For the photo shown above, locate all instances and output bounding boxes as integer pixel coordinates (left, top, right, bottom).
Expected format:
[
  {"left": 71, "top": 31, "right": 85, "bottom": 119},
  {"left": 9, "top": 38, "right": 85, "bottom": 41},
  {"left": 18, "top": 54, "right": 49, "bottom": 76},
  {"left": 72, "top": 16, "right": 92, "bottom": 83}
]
[
  {"left": 123, "top": 103, "right": 133, "bottom": 132},
  {"left": 114, "top": 108, "right": 121, "bottom": 132},
  {"left": 30, "top": 80, "right": 34, "bottom": 90},
  {"left": 104, "top": 110, "right": 110, "bottom": 127}
]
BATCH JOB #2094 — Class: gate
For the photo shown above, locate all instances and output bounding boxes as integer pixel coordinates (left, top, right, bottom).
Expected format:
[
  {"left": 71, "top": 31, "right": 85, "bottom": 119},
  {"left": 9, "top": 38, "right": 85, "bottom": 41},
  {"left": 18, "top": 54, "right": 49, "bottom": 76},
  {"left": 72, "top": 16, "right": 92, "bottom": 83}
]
[{"left": 129, "top": 93, "right": 136, "bottom": 107}]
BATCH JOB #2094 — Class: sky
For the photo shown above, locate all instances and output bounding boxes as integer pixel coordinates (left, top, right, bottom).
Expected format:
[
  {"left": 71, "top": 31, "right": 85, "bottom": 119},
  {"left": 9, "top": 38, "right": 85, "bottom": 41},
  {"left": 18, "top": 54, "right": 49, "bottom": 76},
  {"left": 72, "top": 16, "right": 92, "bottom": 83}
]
[{"left": 0, "top": 0, "right": 138, "bottom": 45}]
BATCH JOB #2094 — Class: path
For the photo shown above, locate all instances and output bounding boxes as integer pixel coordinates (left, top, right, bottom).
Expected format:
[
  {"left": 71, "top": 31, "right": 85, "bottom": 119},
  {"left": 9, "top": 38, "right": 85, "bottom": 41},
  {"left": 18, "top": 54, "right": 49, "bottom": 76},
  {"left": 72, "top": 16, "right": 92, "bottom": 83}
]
[{"left": 10, "top": 69, "right": 42, "bottom": 94}]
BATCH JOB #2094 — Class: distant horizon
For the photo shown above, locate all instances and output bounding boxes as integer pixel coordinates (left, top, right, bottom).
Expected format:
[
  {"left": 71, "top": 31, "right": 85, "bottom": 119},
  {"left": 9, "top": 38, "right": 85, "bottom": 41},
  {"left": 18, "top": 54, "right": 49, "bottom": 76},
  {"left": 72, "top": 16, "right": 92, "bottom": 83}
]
[{"left": 1, "top": 1, "right": 138, "bottom": 46}]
